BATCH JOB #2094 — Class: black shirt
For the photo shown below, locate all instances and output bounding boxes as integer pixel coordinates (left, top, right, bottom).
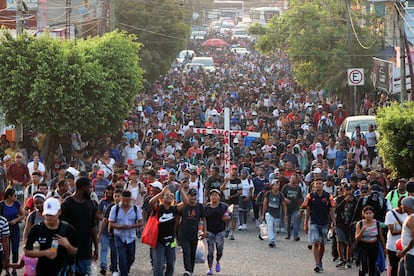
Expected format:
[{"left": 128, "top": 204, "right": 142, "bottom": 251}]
[
  {"left": 205, "top": 202, "right": 228, "bottom": 234},
  {"left": 25, "top": 221, "right": 77, "bottom": 276},
  {"left": 157, "top": 205, "right": 178, "bottom": 246},
  {"left": 205, "top": 176, "right": 223, "bottom": 194},
  {"left": 60, "top": 196, "right": 97, "bottom": 259},
  {"left": 179, "top": 203, "right": 206, "bottom": 241}
]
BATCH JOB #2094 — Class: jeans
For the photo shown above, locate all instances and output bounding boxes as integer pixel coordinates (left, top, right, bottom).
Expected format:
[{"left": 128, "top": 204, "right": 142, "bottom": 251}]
[
  {"left": 286, "top": 209, "right": 299, "bottom": 238},
  {"left": 181, "top": 238, "right": 197, "bottom": 273},
  {"left": 114, "top": 236, "right": 136, "bottom": 276},
  {"left": 387, "top": 250, "right": 399, "bottom": 276},
  {"left": 152, "top": 241, "right": 176, "bottom": 276},
  {"left": 109, "top": 235, "right": 118, "bottom": 272},
  {"left": 265, "top": 212, "right": 280, "bottom": 244},
  {"left": 9, "top": 224, "right": 19, "bottom": 263},
  {"left": 100, "top": 233, "right": 110, "bottom": 270}
]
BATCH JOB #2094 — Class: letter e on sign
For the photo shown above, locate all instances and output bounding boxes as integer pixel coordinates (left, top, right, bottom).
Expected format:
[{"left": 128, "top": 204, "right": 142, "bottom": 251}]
[{"left": 347, "top": 68, "right": 364, "bottom": 86}]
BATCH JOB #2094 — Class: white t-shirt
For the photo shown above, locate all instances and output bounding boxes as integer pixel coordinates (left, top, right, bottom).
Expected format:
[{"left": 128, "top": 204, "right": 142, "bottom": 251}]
[
  {"left": 384, "top": 210, "right": 407, "bottom": 251},
  {"left": 240, "top": 178, "right": 253, "bottom": 197},
  {"left": 189, "top": 180, "right": 204, "bottom": 204}
]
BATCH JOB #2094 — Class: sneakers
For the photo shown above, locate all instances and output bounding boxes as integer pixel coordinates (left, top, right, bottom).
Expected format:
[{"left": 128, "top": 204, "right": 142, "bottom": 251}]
[
  {"left": 268, "top": 242, "right": 275, "bottom": 248},
  {"left": 100, "top": 268, "right": 107, "bottom": 275},
  {"left": 183, "top": 271, "right": 192, "bottom": 276},
  {"left": 224, "top": 230, "right": 229, "bottom": 238},
  {"left": 238, "top": 224, "right": 247, "bottom": 230},
  {"left": 242, "top": 224, "right": 247, "bottom": 230},
  {"left": 229, "top": 234, "right": 235, "bottom": 240},
  {"left": 336, "top": 260, "right": 346, "bottom": 268},
  {"left": 215, "top": 263, "right": 221, "bottom": 272},
  {"left": 346, "top": 261, "right": 352, "bottom": 269},
  {"left": 285, "top": 235, "right": 291, "bottom": 240},
  {"left": 258, "top": 234, "right": 264, "bottom": 240},
  {"left": 112, "top": 272, "right": 119, "bottom": 276},
  {"left": 238, "top": 225, "right": 243, "bottom": 230},
  {"left": 207, "top": 268, "right": 214, "bottom": 275},
  {"left": 307, "top": 245, "right": 312, "bottom": 250},
  {"left": 313, "top": 266, "right": 320, "bottom": 273},
  {"left": 294, "top": 237, "right": 300, "bottom": 241},
  {"left": 319, "top": 262, "right": 323, "bottom": 271}
]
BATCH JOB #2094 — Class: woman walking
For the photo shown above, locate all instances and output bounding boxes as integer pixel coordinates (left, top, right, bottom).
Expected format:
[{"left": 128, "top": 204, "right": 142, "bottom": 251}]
[
  {"left": 149, "top": 185, "right": 188, "bottom": 276},
  {"left": 355, "top": 205, "right": 386, "bottom": 276},
  {"left": 205, "top": 189, "right": 231, "bottom": 275}
]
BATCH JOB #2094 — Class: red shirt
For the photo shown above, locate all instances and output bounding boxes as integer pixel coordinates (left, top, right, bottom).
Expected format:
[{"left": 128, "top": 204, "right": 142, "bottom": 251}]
[{"left": 6, "top": 163, "right": 30, "bottom": 184}]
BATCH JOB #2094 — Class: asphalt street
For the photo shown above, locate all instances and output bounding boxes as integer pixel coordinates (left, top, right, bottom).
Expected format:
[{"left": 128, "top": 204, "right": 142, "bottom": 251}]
[{"left": 130, "top": 218, "right": 365, "bottom": 276}]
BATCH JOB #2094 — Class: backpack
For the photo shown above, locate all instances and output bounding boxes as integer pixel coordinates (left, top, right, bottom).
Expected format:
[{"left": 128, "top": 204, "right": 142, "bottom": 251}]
[{"left": 114, "top": 204, "right": 139, "bottom": 223}]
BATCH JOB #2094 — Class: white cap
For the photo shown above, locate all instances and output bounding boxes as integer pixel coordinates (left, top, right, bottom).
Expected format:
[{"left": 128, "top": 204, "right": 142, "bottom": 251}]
[
  {"left": 188, "top": 121, "right": 194, "bottom": 127},
  {"left": 151, "top": 181, "right": 163, "bottom": 190},
  {"left": 315, "top": 143, "right": 322, "bottom": 148},
  {"left": 167, "top": 154, "right": 175, "bottom": 161},
  {"left": 251, "top": 111, "right": 258, "bottom": 116},
  {"left": 313, "top": 168, "right": 322, "bottom": 174},
  {"left": 233, "top": 138, "right": 239, "bottom": 144},
  {"left": 340, "top": 178, "right": 349, "bottom": 184},
  {"left": 43, "top": 197, "right": 61, "bottom": 216},
  {"left": 159, "top": 169, "right": 168, "bottom": 176},
  {"left": 318, "top": 105, "right": 323, "bottom": 109},
  {"left": 3, "top": 155, "right": 11, "bottom": 162},
  {"left": 338, "top": 104, "right": 343, "bottom": 108},
  {"left": 211, "top": 110, "right": 218, "bottom": 115}
]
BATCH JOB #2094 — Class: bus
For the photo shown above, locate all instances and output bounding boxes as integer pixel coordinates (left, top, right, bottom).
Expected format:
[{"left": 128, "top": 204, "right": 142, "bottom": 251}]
[
  {"left": 249, "top": 7, "right": 282, "bottom": 26},
  {"left": 213, "top": 0, "right": 244, "bottom": 12}
]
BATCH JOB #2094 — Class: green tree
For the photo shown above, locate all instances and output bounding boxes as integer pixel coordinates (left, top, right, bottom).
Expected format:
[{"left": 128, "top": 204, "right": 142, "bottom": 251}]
[
  {"left": 0, "top": 30, "right": 144, "bottom": 163},
  {"left": 115, "top": 0, "right": 190, "bottom": 81},
  {"left": 377, "top": 102, "right": 414, "bottom": 179},
  {"left": 255, "top": 0, "right": 383, "bottom": 91}
]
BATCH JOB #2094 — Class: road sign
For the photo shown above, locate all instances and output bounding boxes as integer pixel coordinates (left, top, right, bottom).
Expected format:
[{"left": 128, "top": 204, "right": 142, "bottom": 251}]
[{"left": 347, "top": 68, "right": 365, "bottom": 86}]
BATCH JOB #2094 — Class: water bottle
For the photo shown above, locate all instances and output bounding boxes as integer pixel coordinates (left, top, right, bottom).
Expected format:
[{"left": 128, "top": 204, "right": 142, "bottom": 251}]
[
  {"left": 198, "top": 221, "right": 204, "bottom": 239},
  {"left": 50, "top": 239, "right": 58, "bottom": 253},
  {"left": 260, "top": 222, "right": 268, "bottom": 240}
]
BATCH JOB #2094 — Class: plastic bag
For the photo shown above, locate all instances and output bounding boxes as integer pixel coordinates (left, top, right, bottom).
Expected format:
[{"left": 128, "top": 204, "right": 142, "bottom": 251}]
[
  {"left": 195, "top": 239, "right": 206, "bottom": 263},
  {"left": 260, "top": 222, "right": 268, "bottom": 240}
]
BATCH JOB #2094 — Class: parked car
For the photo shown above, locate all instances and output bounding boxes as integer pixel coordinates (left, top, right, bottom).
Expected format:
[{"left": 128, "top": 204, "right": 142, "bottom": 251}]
[
  {"left": 176, "top": 50, "right": 195, "bottom": 67},
  {"left": 182, "top": 63, "right": 206, "bottom": 75},
  {"left": 191, "top": 57, "right": 216, "bottom": 73},
  {"left": 338, "top": 115, "right": 377, "bottom": 138},
  {"left": 232, "top": 47, "right": 250, "bottom": 55}
]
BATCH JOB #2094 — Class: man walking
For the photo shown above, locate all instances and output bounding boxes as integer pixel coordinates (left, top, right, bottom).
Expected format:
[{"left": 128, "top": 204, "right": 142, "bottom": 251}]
[
  {"left": 303, "top": 177, "right": 336, "bottom": 272},
  {"left": 109, "top": 190, "right": 143, "bottom": 276},
  {"left": 61, "top": 177, "right": 99, "bottom": 276},
  {"left": 281, "top": 173, "right": 303, "bottom": 241}
]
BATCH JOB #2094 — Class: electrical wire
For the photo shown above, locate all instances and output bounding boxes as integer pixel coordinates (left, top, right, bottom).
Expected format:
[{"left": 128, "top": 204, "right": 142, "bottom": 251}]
[
  {"left": 394, "top": 2, "right": 414, "bottom": 39},
  {"left": 119, "top": 22, "right": 186, "bottom": 41},
  {"left": 346, "top": 0, "right": 377, "bottom": 50}
]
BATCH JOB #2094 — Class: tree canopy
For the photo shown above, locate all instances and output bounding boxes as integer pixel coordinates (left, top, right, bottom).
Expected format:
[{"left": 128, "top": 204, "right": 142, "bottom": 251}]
[
  {"left": 377, "top": 102, "right": 414, "bottom": 179},
  {"left": 115, "top": 0, "right": 190, "bottom": 81},
  {"left": 0, "top": 30, "right": 144, "bottom": 160},
  {"left": 255, "top": 0, "right": 383, "bottom": 91}
]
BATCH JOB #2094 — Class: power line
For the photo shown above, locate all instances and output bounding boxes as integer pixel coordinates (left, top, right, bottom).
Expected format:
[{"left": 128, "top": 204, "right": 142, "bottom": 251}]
[{"left": 119, "top": 22, "right": 187, "bottom": 41}]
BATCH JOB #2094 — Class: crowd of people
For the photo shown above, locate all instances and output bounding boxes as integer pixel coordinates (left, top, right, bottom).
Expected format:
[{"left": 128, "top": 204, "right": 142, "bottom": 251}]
[{"left": 0, "top": 40, "right": 411, "bottom": 276}]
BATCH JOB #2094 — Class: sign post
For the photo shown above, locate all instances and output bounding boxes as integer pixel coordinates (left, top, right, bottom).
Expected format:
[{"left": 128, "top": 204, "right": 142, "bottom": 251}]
[{"left": 347, "top": 68, "right": 365, "bottom": 115}]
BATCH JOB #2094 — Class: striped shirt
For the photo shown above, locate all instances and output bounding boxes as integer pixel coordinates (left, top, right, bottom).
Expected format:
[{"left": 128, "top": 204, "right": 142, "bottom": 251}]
[{"left": 0, "top": 216, "right": 10, "bottom": 251}]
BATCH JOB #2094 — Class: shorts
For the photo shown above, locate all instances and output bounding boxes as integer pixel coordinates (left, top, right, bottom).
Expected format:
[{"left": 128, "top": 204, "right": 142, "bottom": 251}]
[
  {"left": 310, "top": 224, "right": 328, "bottom": 244},
  {"left": 231, "top": 205, "right": 239, "bottom": 220},
  {"left": 73, "top": 258, "right": 92, "bottom": 274},
  {"left": 336, "top": 227, "right": 351, "bottom": 244}
]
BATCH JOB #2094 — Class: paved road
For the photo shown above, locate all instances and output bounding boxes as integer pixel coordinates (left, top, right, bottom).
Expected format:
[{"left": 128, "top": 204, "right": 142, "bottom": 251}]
[{"left": 129, "top": 218, "right": 361, "bottom": 276}]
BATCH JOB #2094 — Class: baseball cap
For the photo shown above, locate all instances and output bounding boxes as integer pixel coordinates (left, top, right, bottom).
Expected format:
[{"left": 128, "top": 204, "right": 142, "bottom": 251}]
[
  {"left": 318, "top": 105, "right": 323, "bottom": 109},
  {"left": 159, "top": 169, "right": 168, "bottom": 176},
  {"left": 168, "top": 168, "right": 176, "bottom": 174},
  {"left": 402, "top": 196, "right": 414, "bottom": 210},
  {"left": 188, "top": 121, "right": 194, "bottom": 127},
  {"left": 340, "top": 178, "right": 348, "bottom": 184},
  {"left": 97, "top": 170, "right": 105, "bottom": 176},
  {"left": 43, "top": 197, "right": 61, "bottom": 216},
  {"left": 3, "top": 155, "right": 11, "bottom": 162},
  {"left": 167, "top": 154, "right": 176, "bottom": 161},
  {"left": 338, "top": 104, "right": 343, "bottom": 108},
  {"left": 313, "top": 168, "right": 322, "bottom": 174},
  {"left": 406, "top": 182, "right": 414, "bottom": 193},
  {"left": 129, "top": 170, "right": 138, "bottom": 175},
  {"left": 326, "top": 175, "right": 334, "bottom": 181},
  {"left": 188, "top": 188, "right": 198, "bottom": 196},
  {"left": 230, "top": 165, "right": 238, "bottom": 170},
  {"left": 150, "top": 181, "right": 163, "bottom": 190}
]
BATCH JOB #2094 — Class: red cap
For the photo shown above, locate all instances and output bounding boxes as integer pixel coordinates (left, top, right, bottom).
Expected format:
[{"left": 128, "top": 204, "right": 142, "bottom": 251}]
[
  {"left": 230, "top": 165, "right": 238, "bottom": 170},
  {"left": 129, "top": 170, "right": 138, "bottom": 175},
  {"left": 97, "top": 170, "right": 105, "bottom": 175},
  {"left": 127, "top": 159, "right": 133, "bottom": 164}
]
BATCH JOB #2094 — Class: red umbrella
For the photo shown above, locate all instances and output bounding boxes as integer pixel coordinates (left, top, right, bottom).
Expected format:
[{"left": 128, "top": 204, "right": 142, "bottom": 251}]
[{"left": 202, "top": 38, "right": 229, "bottom": 47}]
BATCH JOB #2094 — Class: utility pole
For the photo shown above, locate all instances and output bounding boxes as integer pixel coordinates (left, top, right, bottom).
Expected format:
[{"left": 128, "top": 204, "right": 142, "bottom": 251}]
[
  {"left": 109, "top": 0, "right": 115, "bottom": 31},
  {"left": 66, "top": 0, "right": 72, "bottom": 38},
  {"left": 16, "top": 0, "right": 23, "bottom": 35},
  {"left": 398, "top": 0, "right": 406, "bottom": 102},
  {"left": 346, "top": 0, "right": 357, "bottom": 114}
]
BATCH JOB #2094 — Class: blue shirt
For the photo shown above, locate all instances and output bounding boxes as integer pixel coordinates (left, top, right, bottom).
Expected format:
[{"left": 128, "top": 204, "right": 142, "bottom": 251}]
[{"left": 109, "top": 203, "right": 143, "bottom": 243}]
